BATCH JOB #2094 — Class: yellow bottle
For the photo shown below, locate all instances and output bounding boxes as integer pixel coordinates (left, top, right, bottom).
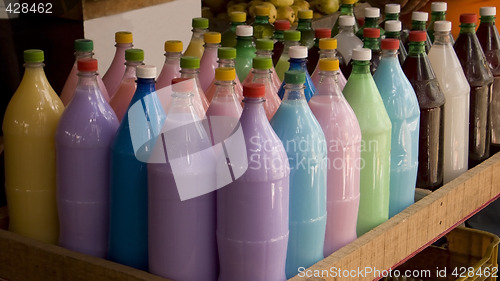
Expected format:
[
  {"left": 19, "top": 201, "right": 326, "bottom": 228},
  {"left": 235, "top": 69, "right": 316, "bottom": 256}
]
[
  {"left": 184, "top": 17, "right": 209, "bottom": 59},
  {"left": 2, "top": 49, "right": 64, "bottom": 244}
]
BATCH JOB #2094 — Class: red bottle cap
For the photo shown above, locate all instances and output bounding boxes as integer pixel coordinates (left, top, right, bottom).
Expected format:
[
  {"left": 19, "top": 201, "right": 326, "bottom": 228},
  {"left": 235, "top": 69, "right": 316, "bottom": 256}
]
[
  {"left": 363, "top": 28, "right": 380, "bottom": 38},
  {"left": 314, "top": 28, "right": 331, "bottom": 39},
  {"left": 408, "top": 30, "right": 426, "bottom": 42},
  {"left": 243, "top": 83, "right": 265, "bottom": 98},
  {"left": 381, "top": 39, "right": 399, "bottom": 50},
  {"left": 460, "top": 13, "right": 477, "bottom": 24},
  {"left": 274, "top": 20, "right": 291, "bottom": 31},
  {"left": 77, "top": 58, "right": 98, "bottom": 72}
]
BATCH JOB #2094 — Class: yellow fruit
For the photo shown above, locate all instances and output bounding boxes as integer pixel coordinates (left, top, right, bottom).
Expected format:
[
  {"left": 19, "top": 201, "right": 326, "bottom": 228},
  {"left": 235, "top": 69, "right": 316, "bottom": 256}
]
[
  {"left": 268, "top": 0, "right": 293, "bottom": 8},
  {"left": 276, "top": 6, "right": 296, "bottom": 24},
  {"left": 293, "top": 0, "right": 310, "bottom": 10},
  {"left": 250, "top": 2, "right": 277, "bottom": 23},
  {"left": 248, "top": 0, "right": 265, "bottom": 17},
  {"left": 313, "top": 11, "right": 324, "bottom": 19},
  {"left": 227, "top": 3, "right": 247, "bottom": 17},
  {"left": 227, "top": 0, "right": 248, "bottom": 10},
  {"left": 217, "top": 12, "right": 230, "bottom": 21},
  {"left": 290, "top": 5, "right": 300, "bottom": 22},
  {"left": 315, "top": 0, "right": 340, "bottom": 14},
  {"left": 202, "top": 6, "right": 215, "bottom": 19}
]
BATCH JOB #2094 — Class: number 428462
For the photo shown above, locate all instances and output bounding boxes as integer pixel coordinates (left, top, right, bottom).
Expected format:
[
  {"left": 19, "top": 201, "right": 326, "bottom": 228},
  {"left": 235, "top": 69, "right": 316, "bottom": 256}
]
[
  {"left": 5, "top": 2, "right": 53, "bottom": 14},
  {"left": 452, "top": 266, "right": 498, "bottom": 278}
]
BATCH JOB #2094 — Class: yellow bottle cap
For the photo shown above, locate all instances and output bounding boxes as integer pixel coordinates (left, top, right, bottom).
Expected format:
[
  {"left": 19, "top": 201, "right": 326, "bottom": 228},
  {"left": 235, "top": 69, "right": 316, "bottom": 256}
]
[
  {"left": 319, "top": 58, "right": 339, "bottom": 71},
  {"left": 230, "top": 11, "right": 247, "bottom": 22},
  {"left": 115, "top": 31, "right": 133, "bottom": 44},
  {"left": 298, "top": 9, "right": 313, "bottom": 19},
  {"left": 255, "top": 5, "right": 270, "bottom": 16},
  {"left": 215, "top": 67, "right": 236, "bottom": 81},
  {"left": 204, "top": 32, "right": 221, "bottom": 44},
  {"left": 319, "top": 38, "right": 337, "bottom": 50},
  {"left": 343, "top": 0, "right": 357, "bottom": 4},
  {"left": 164, "top": 40, "right": 183, "bottom": 52}
]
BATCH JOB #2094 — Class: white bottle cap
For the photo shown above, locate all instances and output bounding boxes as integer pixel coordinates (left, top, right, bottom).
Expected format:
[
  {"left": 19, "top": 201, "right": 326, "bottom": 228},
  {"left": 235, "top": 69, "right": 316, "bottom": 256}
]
[
  {"left": 480, "top": 7, "right": 496, "bottom": 17},
  {"left": 412, "top": 11, "right": 428, "bottom": 21},
  {"left": 339, "top": 15, "right": 355, "bottom": 26},
  {"left": 236, "top": 25, "right": 253, "bottom": 37},
  {"left": 364, "top": 7, "right": 380, "bottom": 18},
  {"left": 352, "top": 48, "right": 371, "bottom": 61},
  {"left": 434, "top": 21, "right": 451, "bottom": 32},
  {"left": 431, "top": 2, "right": 447, "bottom": 12},
  {"left": 385, "top": 20, "right": 402, "bottom": 32},
  {"left": 385, "top": 4, "right": 400, "bottom": 14},
  {"left": 137, "top": 65, "right": 156, "bottom": 79},
  {"left": 289, "top": 46, "right": 308, "bottom": 59}
]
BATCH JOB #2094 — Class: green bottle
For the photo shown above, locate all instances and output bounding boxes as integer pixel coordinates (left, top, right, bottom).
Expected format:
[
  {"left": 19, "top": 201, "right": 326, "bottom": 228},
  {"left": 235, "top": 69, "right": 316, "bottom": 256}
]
[
  {"left": 356, "top": 7, "right": 385, "bottom": 40},
  {"left": 296, "top": 9, "right": 315, "bottom": 49},
  {"left": 427, "top": 2, "right": 454, "bottom": 44},
  {"left": 221, "top": 11, "right": 247, "bottom": 48},
  {"left": 252, "top": 5, "right": 274, "bottom": 40},
  {"left": 235, "top": 25, "right": 256, "bottom": 81},
  {"left": 331, "top": 0, "right": 359, "bottom": 37}
]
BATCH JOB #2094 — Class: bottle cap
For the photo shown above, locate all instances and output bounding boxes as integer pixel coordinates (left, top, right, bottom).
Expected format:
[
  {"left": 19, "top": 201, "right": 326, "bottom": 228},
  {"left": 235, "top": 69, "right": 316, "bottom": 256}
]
[
  {"left": 412, "top": 11, "right": 428, "bottom": 21},
  {"left": 343, "top": 0, "right": 356, "bottom": 4},
  {"left": 319, "top": 58, "right": 339, "bottom": 71},
  {"left": 381, "top": 39, "right": 399, "bottom": 50},
  {"left": 298, "top": 9, "right": 313, "bottom": 19},
  {"left": 165, "top": 40, "right": 183, "bottom": 52},
  {"left": 172, "top": 77, "right": 195, "bottom": 92},
  {"left": 408, "top": 30, "right": 427, "bottom": 42},
  {"left": 215, "top": 67, "right": 236, "bottom": 81},
  {"left": 180, "top": 56, "right": 200, "bottom": 69},
  {"left": 352, "top": 48, "right": 371, "bottom": 61},
  {"left": 236, "top": 25, "right": 253, "bottom": 36},
  {"left": 319, "top": 38, "right": 337, "bottom": 50},
  {"left": 125, "top": 48, "right": 144, "bottom": 62},
  {"left": 218, "top": 47, "right": 236, "bottom": 59},
  {"left": 274, "top": 20, "right": 291, "bottom": 31},
  {"left": 24, "top": 49, "right": 44, "bottom": 63},
  {"left": 243, "top": 83, "right": 266, "bottom": 98},
  {"left": 192, "top": 17, "right": 209, "bottom": 29},
  {"left": 431, "top": 2, "right": 447, "bottom": 12},
  {"left": 255, "top": 5, "right": 270, "bottom": 16},
  {"left": 288, "top": 45, "right": 308, "bottom": 58},
  {"left": 77, "top": 58, "right": 98, "bottom": 72},
  {"left": 284, "top": 70, "right": 306, "bottom": 84},
  {"left": 480, "top": 7, "right": 496, "bottom": 17},
  {"left": 314, "top": 28, "right": 331, "bottom": 39},
  {"left": 363, "top": 27, "right": 380, "bottom": 38},
  {"left": 460, "top": 13, "right": 477, "bottom": 24},
  {"left": 284, "top": 30, "right": 301, "bottom": 41},
  {"left": 115, "top": 31, "right": 133, "bottom": 44},
  {"left": 256, "top": 39, "right": 274, "bottom": 50},
  {"left": 252, "top": 56, "right": 273, "bottom": 69},
  {"left": 74, "top": 39, "right": 93, "bottom": 52},
  {"left": 137, "top": 65, "right": 156, "bottom": 78},
  {"left": 364, "top": 7, "right": 380, "bottom": 18},
  {"left": 204, "top": 32, "right": 221, "bottom": 44},
  {"left": 385, "top": 20, "right": 402, "bottom": 32},
  {"left": 230, "top": 11, "right": 247, "bottom": 22},
  {"left": 385, "top": 4, "right": 400, "bottom": 14},
  {"left": 434, "top": 21, "right": 451, "bottom": 32},
  {"left": 339, "top": 15, "right": 355, "bottom": 26}
]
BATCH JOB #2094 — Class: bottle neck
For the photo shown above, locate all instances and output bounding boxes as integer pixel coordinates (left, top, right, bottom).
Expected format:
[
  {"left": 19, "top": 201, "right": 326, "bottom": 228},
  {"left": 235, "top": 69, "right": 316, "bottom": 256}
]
[
  {"left": 256, "top": 49, "right": 273, "bottom": 57},
  {"left": 459, "top": 23, "right": 476, "bottom": 34},
  {"left": 433, "top": 31, "right": 452, "bottom": 45},
  {"left": 192, "top": 27, "right": 207, "bottom": 39},
  {"left": 385, "top": 31, "right": 401, "bottom": 39},
  {"left": 430, "top": 11, "right": 446, "bottom": 21},
  {"left": 289, "top": 57, "right": 307, "bottom": 67},
  {"left": 282, "top": 83, "right": 306, "bottom": 101},
  {"left": 236, "top": 35, "right": 254, "bottom": 46},
  {"left": 168, "top": 91, "right": 196, "bottom": 116},
  {"left": 480, "top": 16, "right": 495, "bottom": 24},
  {"left": 74, "top": 50, "right": 93, "bottom": 60},
  {"left": 214, "top": 80, "right": 237, "bottom": 98},
  {"left": 123, "top": 61, "right": 143, "bottom": 79},
  {"left": 283, "top": 40, "right": 300, "bottom": 52},
  {"left": 180, "top": 68, "right": 200, "bottom": 79},
  {"left": 218, "top": 58, "right": 236, "bottom": 68},
  {"left": 363, "top": 37, "right": 380, "bottom": 50},
  {"left": 252, "top": 68, "right": 272, "bottom": 80},
  {"left": 274, "top": 30, "right": 285, "bottom": 40},
  {"left": 204, "top": 42, "right": 220, "bottom": 49},
  {"left": 364, "top": 17, "right": 380, "bottom": 28},
  {"left": 318, "top": 49, "right": 337, "bottom": 59},
  {"left": 351, "top": 60, "right": 371, "bottom": 74},
  {"left": 408, "top": 41, "right": 426, "bottom": 56},
  {"left": 136, "top": 77, "right": 156, "bottom": 96},
  {"left": 381, "top": 49, "right": 399, "bottom": 59},
  {"left": 385, "top": 13, "right": 399, "bottom": 21},
  {"left": 76, "top": 71, "right": 99, "bottom": 90},
  {"left": 298, "top": 18, "right": 313, "bottom": 30},
  {"left": 255, "top": 15, "right": 270, "bottom": 24},
  {"left": 22, "top": 62, "right": 47, "bottom": 84},
  {"left": 411, "top": 20, "right": 427, "bottom": 31},
  {"left": 340, "top": 4, "right": 354, "bottom": 16},
  {"left": 339, "top": 25, "right": 355, "bottom": 34},
  {"left": 317, "top": 70, "right": 341, "bottom": 97},
  {"left": 231, "top": 21, "right": 245, "bottom": 32},
  {"left": 165, "top": 51, "right": 182, "bottom": 63}
]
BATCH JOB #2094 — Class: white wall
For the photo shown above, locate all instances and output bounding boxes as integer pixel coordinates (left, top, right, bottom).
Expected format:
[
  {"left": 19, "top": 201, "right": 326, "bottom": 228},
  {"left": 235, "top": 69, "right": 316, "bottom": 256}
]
[{"left": 84, "top": 0, "right": 200, "bottom": 76}]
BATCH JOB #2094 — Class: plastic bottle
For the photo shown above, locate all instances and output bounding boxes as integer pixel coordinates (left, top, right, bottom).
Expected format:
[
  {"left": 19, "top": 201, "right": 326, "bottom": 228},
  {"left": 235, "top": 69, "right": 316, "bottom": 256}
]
[
  {"left": 311, "top": 38, "right": 347, "bottom": 90},
  {"left": 103, "top": 31, "right": 133, "bottom": 97},
  {"left": 205, "top": 47, "right": 244, "bottom": 103},
  {"left": 245, "top": 56, "right": 281, "bottom": 119},
  {"left": 56, "top": 58, "right": 119, "bottom": 257},
  {"left": 275, "top": 30, "right": 301, "bottom": 81},
  {"left": 3, "top": 49, "right": 64, "bottom": 244},
  {"left": 109, "top": 49, "right": 144, "bottom": 122},
  {"left": 428, "top": 21, "right": 470, "bottom": 184},
  {"left": 356, "top": 7, "right": 385, "bottom": 40},
  {"left": 455, "top": 13, "right": 494, "bottom": 168},
  {"left": 157, "top": 40, "right": 183, "bottom": 90},
  {"left": 253, "top": 5, "right": 274, "bottom": 40},
  {"left": 180, "top": 56, "right": 209, "bottom": 119},
  {"left": 402, "top": 31, "right": 445, "bottom": 191},
  {"left": 272, "top": 20, "right": 291, "bottom": 66},
  {"left": 306, "top": 28, "right": 331, "bottom": 75},
  {"left": 200, "top": 32, "right": 221, "bottom": 92},
  {"left": 108, "top": 65, "right": 165, "bottom": 270},
  {"left": 374, "top": 39, "right": 420, "bottom": 217},
  {"left": 477, "top": 7, "right": 500, "bottom": 155},
  {"left": 406, "top": 12, "right": 432, "bottom": 53},
  {"left": 61, "top": 39, "right": 110, "bottom": 106},
  {"left": 222, "top": 11, "right": 247, "bottom": 48},
  {"left": 184, "top": 17, "right": 209, "bottom": 59},
  {"left": 363, "top": 28, "right": 382, "bottom": 74},
  {"left": 384, "top": 21, "right": 407, "bottom": 65},
  {"left": 148, "top": 78, "right": 217, "bottom": 281},
  {"left": 244, "top": 39, "right": 281, "bottom": 91},
  {"left": 427, "top": 2, "right": 454, "bottom": 44},
  {"left": 331, "top": 0, "right": 359, "bottom": 37},
  {"left": 235, "top": 25, "right": 256, "bottom": 82},
  {"left": 343, "top": 48, "right": 391, "bottom": 236},
  {"left": 270, "top": 70, "right": 327, "bottom": 278},
  {"left": 334, "top": 15, "right": 363, "bottom": 78},
  {"left": 217, "top": 83, "right": 289, "bottom": 281},
  {"left": 380, "top": 3, "right": 400, "bottom": 28},
  {"left": 277, "top": 46, "right": 316, "bottom": 101},
  {"left": 297, "top": 9, "right": 315, "bottom": 50},
  {"left": 309, "top": 58, "right": 361, "bottom": 256}
]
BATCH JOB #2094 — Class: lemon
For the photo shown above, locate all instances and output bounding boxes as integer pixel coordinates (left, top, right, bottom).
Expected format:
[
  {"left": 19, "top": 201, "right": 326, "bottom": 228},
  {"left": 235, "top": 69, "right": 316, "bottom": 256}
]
[
  {"left": 315, "top": 0, "right": 340, "bottom": 14},
  {"left": 268, "top": 0, "right": 294, "bottom": 8},
  {"left": 293, "top": 0, "right": 310, "bottom": 10},
  {"left": 227, "top": 3, "right": 247, "bottom": 17},
  {"left": 276, "top": 6, "right": 296, "bottom": 23},
  {"left": 202, "top": 6, "right": 215, "bottom": 19}
]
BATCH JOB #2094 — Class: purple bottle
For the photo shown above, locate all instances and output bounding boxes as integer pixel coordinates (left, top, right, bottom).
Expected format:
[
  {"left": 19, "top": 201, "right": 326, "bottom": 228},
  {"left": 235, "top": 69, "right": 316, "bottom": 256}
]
[{"left": 56, "top": 58, "right": 119, "bottom": 258}]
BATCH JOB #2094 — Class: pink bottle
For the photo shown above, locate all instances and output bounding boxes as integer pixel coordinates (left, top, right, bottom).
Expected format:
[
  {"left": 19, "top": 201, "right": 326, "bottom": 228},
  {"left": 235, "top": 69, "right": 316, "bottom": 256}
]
[
  {"left": 246, "top": 56, "right": 281, "bottom": 120},
  {"left": 243, "top": 39, "right": 281, "bottom": 91},
  {"left": 109, "top": 49, "right": 144, "bottom": 122},
  {"left": 60, "top": 39, "right": 109, "bottom": 106},
  {"left": 157, "top": 40, "right": 183, "bottom": 90},
  {"left": 102, "top": 31, "right": 133, "bottom": 98},
  {"left": 180, "top": 56, "right": 209, "bottom": 118},
  {"left": 309, "top": 58, "right": 361, "bottom": 256},
  {"left": 311, "top": 38, "right": 347, "bottom": 90},
  {"left": 199, "top": 32, "right": 221, "bottom": 92},
  {"left": 205, "top": 47, "right": 243, "bottom": 103}
]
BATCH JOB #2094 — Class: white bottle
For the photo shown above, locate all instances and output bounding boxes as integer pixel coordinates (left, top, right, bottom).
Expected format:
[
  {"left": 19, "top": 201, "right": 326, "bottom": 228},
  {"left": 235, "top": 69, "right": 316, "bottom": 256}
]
[
  {"left": 428, "top": 21, "right": 470, "bottom": 183},
  {"left": 334, "top": 15, "right": 363, "bottom": 65}
]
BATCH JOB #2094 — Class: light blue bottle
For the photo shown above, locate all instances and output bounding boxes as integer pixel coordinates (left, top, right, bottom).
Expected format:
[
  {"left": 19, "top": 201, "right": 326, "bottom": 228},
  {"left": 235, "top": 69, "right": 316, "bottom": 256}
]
[
  {"left": 270, "top": 70, "right": 327, "bottom": 279},
  {"left": 277, "top": 46, "right": 316, "bottom": 101},
  {"left": 373, "top": 39, "right": 420, "bottom": 218},
  {"left": 108, "top": 65, "right": 166, "bottom": 269}
]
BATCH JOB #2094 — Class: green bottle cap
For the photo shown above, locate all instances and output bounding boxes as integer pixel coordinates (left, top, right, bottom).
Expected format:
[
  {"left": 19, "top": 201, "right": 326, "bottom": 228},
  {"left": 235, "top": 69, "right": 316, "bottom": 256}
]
[
  {"left": 218, "top": 47, "right": 236, "bottom": 59},
  {"left": 181, "top": 56, "right": 200, "bottom": 69},
  {"left": 24, "top": 49, "right": 44, "bottom": 63},
  {"left": 284, "top": 30, "right": 301, "bottom": 41},
  {"left": 74, "top": 39, "right": 93, "bottom": 52},
  {"left": 192, "top": 17, "right": 209, "bottom": 29},
  {"left": 256, "top": 39, "right": 273, "bottom": 51},
  {"left": 125, "top": 49, "right": 144, "bottom": 62},
  {"left": 253, "top": 56, "right": 272, "bottom": 69},
  {"left": 284, "top": 70, "right": 305, "bottom": 84}
]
